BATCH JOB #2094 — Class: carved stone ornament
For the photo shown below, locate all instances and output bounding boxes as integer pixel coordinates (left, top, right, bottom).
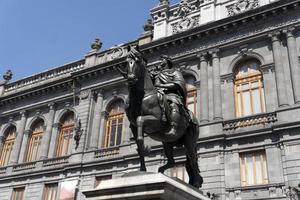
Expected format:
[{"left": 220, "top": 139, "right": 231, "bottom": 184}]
[
  {"left": 90, "top": 38, "right": 102, "bottom": 51},
  {"left": 177, "top": 0, "right": 192, "bottom": 18},
  {"left": 172, "top": 16, "right": 199, "bottom": 33},
  {"left": 3, "top": 70, "right": 13, "bottom": 81},
  {"left": 79, "top": 90, "right": 90, "bottom": 100},
  {"left": 159, "top": 0, "right": 169, "bottom": 6},
  {"left": 227, "top": 0, "right": 259, "bottom": 16},
  {"left": 143, "top": 19, "right": 154, "bottom": 32},
  {"left": 110, "top": 47, "right": 124, "bottom": 60}
]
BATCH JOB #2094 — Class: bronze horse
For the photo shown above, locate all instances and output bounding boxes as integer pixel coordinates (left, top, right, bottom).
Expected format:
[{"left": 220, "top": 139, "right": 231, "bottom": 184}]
[{"left": 118, "top": 48, "right": 203, "bottom": 188}]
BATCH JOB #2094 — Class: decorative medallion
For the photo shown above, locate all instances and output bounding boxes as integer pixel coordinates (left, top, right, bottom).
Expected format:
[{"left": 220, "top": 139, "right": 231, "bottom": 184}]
[
  {"left": 110, "top": 47, "right": 124, "bottom": 60},
  {"left": 227, "top": 0, "right": 259, "bottom": 16},
  {"left": 172, "top": 16, "right": 199, "bottom": 33}
]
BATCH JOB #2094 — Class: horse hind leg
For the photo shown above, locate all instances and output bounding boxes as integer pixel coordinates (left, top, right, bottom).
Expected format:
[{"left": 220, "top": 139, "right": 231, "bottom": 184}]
[
  {"left": 184, "top": 124, "right": 203, "bottom": 188},
  {"left": 158, "top": 142, "right": 175, "bottom": 174}
]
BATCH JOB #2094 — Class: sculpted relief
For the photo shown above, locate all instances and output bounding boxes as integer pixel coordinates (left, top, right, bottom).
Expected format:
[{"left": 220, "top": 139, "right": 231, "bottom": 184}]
[{"left": 227, "top": 0, "right": 259, "bottom": 16}]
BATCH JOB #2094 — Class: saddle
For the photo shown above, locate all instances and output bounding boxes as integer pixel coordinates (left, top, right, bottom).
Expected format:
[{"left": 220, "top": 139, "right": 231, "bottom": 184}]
[{"left": 157, "top": 90, "right": 197, "bottom": 125}]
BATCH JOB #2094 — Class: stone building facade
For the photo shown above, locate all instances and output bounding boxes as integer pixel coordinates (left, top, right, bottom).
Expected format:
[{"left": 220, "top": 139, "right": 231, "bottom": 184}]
[{"left": 0, "top": 0, "right": 300, "bottom": 199}]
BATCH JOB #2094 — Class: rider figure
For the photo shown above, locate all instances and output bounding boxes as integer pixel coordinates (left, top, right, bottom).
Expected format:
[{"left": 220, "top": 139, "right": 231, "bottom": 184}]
[{"left": 153, "top": 55, "right": 187, "bottom": 137}]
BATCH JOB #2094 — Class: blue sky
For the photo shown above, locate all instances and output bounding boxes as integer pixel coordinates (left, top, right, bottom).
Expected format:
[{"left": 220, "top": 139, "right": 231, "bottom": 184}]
[{"left": 0, "top": 0, "right": 178, "bottom": 81}]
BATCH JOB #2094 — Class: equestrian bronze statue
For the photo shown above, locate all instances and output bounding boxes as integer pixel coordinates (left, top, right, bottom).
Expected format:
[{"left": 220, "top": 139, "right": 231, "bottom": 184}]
[{"left": 118, "top": 46, "right": 203, "bottom": 188}]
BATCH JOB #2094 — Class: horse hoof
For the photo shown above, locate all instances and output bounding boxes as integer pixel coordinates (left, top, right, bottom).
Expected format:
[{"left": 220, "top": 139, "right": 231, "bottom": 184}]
[{"left": 158, "top": 167, "right": 165, "bottom": 174}]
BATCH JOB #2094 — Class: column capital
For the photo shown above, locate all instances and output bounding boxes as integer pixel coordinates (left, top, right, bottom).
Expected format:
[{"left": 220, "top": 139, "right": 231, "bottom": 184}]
[
  {"left": 20, "top": 110, "right": 27, "bottom": 118},
  {"left": 283, "top": 27, "right": 296, "bottom": 38},
  {"left": 211, "top": 49, "right": 220, "bottom": 59},
  {"left": 101, "top": 111, "right": 108, "bottom": 118},
  {"left": 197, "top": 52, "right": 208, "bottom": 61},
  {"left": 24, "top": 130, "right": 31, "bottom": 136},
  {"left": 268, "top": 31, "right": 281, "bottom": 42},
  {"left": 95, "top": 89, "right": 104, "bottom": 97},
  {"left": 48, "top": 102, "right": 56, "bottom": 110}
]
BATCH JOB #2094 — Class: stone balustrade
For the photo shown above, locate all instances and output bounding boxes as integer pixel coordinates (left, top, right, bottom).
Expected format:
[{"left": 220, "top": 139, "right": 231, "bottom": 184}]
[
  {"left": 42, "top": 156, "right": 69, "bottom": 167},
  {"left": 223, "top": 112, "right": 277, "bottom": 132},
  {"left": 0, "top": 167, "right": 6, "bottom": 175},
  {"left": 12, "top": 161, "right": 36, "bottom": 172},
  {"left": 4, "top": 60, "right": 85, "bottom": 93},
  {"left": 94, "top": 147, "right": 120, "bottom": 159}
]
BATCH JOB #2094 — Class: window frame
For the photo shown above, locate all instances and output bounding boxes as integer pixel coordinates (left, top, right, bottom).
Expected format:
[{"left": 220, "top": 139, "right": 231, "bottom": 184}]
[
  {"left": 234, "top": 60, "right": 266, "bottom": 118},
  {"left": 11, "top": 187, "right": 25, "bottom": 200},
  {"left": 43, "top": 183, "right": 58, "bottom": 200},
  {"left": 25, "top": 121, "right": 44, "bottom": 162},
  {"left": 0, "top": 127, "right": 16, "bottom": 166},
  {"left": 103, "top": 100, "right": 125, "bottom": 148},
  {"left": 239, "top": 151, "right": 269, "bottom": 187},
  {"left": 55, "top": 113, "right": 74, "bottom": 157}
]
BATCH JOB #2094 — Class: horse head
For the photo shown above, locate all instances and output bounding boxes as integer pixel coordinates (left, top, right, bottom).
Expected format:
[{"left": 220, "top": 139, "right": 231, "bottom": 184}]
[{"left": 118, "top": 47, "right": 146, "bottom": 87}]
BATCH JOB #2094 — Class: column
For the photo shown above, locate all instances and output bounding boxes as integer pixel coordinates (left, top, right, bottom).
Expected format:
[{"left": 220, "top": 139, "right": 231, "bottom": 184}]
[
  {"left": 90, "top": 91, "right": 104, "bottom": 149},
  {"left": 270, "top": 32, "right": 289, "bottom": 107},
  {"left": 199, "top": 53, "right": 209, "bottom": 122},
  {"left": 9, "top": 111, "right": 27, "bottom": 165},
  {"left": 48, "top": 123, "right": 60, "bottom": 158},
  {"left": 40, "top": 103, "right": 56, "bottom": 159},
  {"left": 285, "top": 28, "right": 300, "bottom": 104},
  {"left": 212, "top": 50, "right": 223, "bottom": 120},
  {"left": 98, "top": 111, "right": 108, "bottom": 148}
]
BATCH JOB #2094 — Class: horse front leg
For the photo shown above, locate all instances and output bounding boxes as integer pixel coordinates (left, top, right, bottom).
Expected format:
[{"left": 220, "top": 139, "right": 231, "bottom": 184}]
[
  {"left": 136, "top": 116, "right": 146, "bottom": 171},
  {"left": 158, "top": 142, "right": 175, "bottom": 174}
]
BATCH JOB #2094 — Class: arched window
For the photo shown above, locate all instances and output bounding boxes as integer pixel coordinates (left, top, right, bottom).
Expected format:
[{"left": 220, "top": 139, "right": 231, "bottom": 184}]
[
  {"left": 103, "top": 99, "right": 125, "bottom": 148},
  {"left": 26, "top": 120, "right": 44, "bottom": 162},
  {"left": 234, "top": 60, "right": 265, "bottom": 117},
  {"left": 185, "top": 75, "right": 197, "bottom": 114},
  {"left": 0, "top": 126, "right": 16, "bottom": 166},
  {"left": 55, "top": 112, "right": 74, "bottom": 157}
]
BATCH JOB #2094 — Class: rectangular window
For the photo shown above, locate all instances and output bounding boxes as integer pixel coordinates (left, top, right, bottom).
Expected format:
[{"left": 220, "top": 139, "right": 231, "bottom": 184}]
[
  {"left": 11, "top": 187, "right": 25, "bottom": 200},
  {"left": 240, "top": 151, "right": 268, "bottom": 186},
  {"left": 95, "top": 175, "right": 112, "bottom": 188},
  {"left": 43, "top": 183, "right": 58, "bottom": 200}
]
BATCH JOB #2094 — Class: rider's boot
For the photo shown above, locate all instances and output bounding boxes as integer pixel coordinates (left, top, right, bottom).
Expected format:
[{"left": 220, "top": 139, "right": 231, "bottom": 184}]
[{"left": 166, "top": 103, "right": 181, "bottom": 138}]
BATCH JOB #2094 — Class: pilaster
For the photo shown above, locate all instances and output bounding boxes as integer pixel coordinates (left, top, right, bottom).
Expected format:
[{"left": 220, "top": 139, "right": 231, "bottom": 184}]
[
  {"left": 283, "top": 27, "right": 300, "bottom": 104},
  {"left": 90, "top": 90, "right": 104, "bottom": 149},
  {"left": 40, "top": 103, "right": 56, "bottom": 159},
  {"left": 9, "top": 110, "right": 27, "bottom": 165},
  {"left": 211, "top": 49, "right": 223, "bottom": 120},
  {"left": 199, "top": 53, "right": 209, "bottom": 123},
  {"left": 269, "top": 32, "right": 289, "bottom": 107},
  {"left": 98, "top": 111, "right": 108, "bottom": 148}
]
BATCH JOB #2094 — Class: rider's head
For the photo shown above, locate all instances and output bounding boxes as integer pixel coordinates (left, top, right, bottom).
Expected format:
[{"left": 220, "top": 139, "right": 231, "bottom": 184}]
[{"left": 160, "top": 55, "right": 173, "bottom": 69}]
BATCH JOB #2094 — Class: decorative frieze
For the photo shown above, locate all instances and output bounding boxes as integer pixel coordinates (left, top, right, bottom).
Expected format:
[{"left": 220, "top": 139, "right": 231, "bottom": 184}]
[{"left": 227, "top": 0, "right": 259, "bottom": 16}]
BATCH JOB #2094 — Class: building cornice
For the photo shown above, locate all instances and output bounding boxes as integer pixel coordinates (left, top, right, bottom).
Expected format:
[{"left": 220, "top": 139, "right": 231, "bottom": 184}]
[{"left": 140, "top": 0, "right": 300, "bottom": 58}]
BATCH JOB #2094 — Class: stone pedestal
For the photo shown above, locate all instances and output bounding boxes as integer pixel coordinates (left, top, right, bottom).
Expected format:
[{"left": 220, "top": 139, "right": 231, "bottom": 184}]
[{"left": 83, "top": 172, "right": 210, "bottom": 200}]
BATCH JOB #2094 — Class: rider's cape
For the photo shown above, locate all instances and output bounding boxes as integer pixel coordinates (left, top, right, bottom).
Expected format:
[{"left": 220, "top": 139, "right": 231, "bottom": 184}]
[{"left": 156, "top": 68, "right": 187, "bottom": 106}]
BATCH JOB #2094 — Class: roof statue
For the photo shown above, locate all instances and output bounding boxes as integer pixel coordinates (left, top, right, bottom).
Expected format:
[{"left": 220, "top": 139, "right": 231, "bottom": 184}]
[{"left": 3, "top": 70, "right": 13, "bottom": 82}]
